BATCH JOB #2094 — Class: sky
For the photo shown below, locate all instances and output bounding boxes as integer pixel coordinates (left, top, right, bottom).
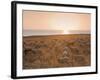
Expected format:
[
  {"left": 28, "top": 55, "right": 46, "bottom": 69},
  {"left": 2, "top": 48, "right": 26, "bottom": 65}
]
[{"left": 23, "top": 10, "right": 91, "bottom": 34}]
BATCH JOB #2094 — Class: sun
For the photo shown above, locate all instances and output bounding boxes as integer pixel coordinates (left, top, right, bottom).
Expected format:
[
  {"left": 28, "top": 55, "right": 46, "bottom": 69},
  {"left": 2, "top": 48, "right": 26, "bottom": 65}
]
[{"left": 63, "top": 30, "right": 70, "bottom": 34}]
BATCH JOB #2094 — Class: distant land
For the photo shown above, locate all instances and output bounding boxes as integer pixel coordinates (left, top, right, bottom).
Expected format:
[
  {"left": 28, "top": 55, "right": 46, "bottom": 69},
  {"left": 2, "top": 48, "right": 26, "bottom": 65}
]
[{"left": 23, "top": 30, "right": 90, "bottom": 36}]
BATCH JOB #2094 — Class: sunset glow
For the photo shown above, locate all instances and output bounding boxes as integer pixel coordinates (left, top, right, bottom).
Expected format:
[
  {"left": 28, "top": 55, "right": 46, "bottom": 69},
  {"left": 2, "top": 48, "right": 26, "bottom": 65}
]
[{"left": 23, "top": 10, "right": 91, "bottom": 35}]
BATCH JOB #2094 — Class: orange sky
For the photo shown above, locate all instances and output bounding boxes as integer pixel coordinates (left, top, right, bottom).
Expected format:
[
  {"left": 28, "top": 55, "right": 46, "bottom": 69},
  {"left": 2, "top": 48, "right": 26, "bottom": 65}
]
[{"left": 23, "top": 10, "right": 91, "bottom": 33}]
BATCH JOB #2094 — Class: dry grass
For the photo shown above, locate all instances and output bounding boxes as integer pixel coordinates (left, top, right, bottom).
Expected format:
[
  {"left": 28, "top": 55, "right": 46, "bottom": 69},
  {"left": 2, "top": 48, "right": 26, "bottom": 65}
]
[{"left": 23, "top": 34, "right": 90, "bottom": 69}]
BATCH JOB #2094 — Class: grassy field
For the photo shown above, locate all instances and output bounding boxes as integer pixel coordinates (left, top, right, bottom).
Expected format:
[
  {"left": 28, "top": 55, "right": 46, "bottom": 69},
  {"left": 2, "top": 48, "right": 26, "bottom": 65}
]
[{"left": 23, "top": 34, "right": 90, "bottom": 69}]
